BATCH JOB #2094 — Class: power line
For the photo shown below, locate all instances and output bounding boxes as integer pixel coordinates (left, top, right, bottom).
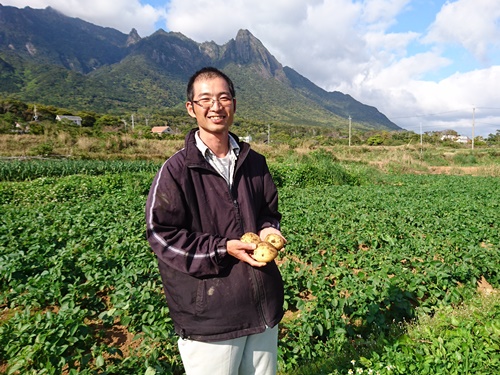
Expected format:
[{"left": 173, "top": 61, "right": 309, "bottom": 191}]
[
  {"left": 390, "top": 107, "right": 500, "bottom": 120},
  {"left": 390, "top": 108, "right": 467, "bottom": 120},
  {"left": 476, "top": 121, "right": 500, "bottom": 127}
]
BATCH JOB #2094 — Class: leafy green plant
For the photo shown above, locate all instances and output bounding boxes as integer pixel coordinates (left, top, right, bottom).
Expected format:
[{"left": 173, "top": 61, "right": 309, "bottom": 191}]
[
  {"left": 0, "top": 159, "right": 160, "bottom": 181},
  {"left": 1, "top": 162, "right": 499, "bottom": 374},
  {"left": 374, "top": 292, "right": 500, "bottom": 375}
]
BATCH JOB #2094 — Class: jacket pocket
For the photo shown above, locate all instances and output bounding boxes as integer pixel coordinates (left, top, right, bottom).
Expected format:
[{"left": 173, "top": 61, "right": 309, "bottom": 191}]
[{"left": 194, "top": 278, "right": 228, "bottom": 316}]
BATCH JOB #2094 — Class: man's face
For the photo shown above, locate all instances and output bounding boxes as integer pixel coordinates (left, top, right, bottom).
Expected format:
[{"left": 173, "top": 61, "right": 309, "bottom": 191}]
[{"left": 186, "top": 76, "right": 236, "bottom": 135}]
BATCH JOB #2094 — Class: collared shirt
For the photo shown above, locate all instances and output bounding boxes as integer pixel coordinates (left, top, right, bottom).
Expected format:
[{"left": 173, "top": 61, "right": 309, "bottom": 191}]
[{"left": 195, "top": 131, "right": 240, "bottom": 188}]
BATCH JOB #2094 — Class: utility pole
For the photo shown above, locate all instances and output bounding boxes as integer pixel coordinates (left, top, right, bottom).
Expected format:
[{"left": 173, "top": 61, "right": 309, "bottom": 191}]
[
  {"left": 267, "top": 124, "right": 270, "bottom": 144},
  {"left": 419, "top": 122, "right": 423, "bottom": 158},
  {"left": 472, "top": 107, "right": 475, "bottom": 150},
  {"left": 420, "top": 122, "right": 423, "bottom": 146},
  {"left": 131, "top": 114, "right": 135, "bottom": 130},
  {"left": 348, "top": 116, "right": 352, "bottom": 147}
]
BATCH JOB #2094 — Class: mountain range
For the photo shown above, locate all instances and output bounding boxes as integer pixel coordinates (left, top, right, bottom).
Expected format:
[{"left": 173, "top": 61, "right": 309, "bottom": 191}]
[{"left": 0, "top": 4, "right": 401, "bottom": 132}]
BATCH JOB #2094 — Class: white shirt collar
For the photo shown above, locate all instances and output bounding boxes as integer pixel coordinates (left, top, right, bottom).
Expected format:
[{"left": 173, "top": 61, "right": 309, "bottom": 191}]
[{"left": 195, "top": 131, "right": 240, "bottom": 158}]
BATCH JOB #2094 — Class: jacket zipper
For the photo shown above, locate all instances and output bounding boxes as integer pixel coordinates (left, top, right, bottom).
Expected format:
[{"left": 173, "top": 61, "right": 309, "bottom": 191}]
[
  {"left": 191, "top": 146, "right": 267, "bottom": 326},
  {"left": 250, "top": 266, "right": 268, "bottom": 327},
  {"left": 229, "top": 167, "right": 268, "bottom": 328}
]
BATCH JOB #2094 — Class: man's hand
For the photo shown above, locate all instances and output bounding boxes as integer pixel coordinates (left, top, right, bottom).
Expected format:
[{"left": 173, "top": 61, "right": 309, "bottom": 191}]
[
  {"left": 258, "top": 227, "right": 287, "bottom": 245},
  {"left": 226, "top": 240, "right": 267, "bottom": 267}
]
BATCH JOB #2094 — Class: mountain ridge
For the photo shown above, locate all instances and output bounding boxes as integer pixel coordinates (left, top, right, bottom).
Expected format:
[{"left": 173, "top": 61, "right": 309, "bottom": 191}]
[{"left": 0, "top": 4, "right": 401, "bottom": 131}]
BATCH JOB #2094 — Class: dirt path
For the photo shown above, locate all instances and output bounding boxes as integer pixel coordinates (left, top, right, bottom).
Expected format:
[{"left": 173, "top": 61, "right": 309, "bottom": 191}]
[{"left": 428, "top": 166, "right": 486, "bottom": 175}]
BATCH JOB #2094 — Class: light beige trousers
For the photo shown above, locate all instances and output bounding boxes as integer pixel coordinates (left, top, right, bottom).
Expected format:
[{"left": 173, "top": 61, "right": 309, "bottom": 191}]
[{"left": 177, "top": 325, "right": 278, "bottom": 375}]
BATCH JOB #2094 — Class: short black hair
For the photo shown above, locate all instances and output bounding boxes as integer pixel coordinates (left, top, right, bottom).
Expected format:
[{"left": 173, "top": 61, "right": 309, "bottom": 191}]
[{"left": 186, "top": 67, "right": 236, "bottom": 102}]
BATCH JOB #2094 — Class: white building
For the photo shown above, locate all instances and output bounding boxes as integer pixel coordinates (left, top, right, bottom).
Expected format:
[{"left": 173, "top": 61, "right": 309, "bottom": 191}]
[
  {"left": 440, "top": 134, "right": 469, "bottom": 143},
  {"left": 56, "top": 115, "right": 82, "bottom": 126}
]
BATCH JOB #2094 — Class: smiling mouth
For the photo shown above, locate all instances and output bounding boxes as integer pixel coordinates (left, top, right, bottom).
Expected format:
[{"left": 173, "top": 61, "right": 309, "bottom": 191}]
[{"left": 209, "top": 116, "right": 225, "bottom": 121}]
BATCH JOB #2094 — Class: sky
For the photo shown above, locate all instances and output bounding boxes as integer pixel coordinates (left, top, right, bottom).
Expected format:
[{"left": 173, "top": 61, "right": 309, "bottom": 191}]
[{"left": 3, "top": 0, "right": 500, "bottom": 137}]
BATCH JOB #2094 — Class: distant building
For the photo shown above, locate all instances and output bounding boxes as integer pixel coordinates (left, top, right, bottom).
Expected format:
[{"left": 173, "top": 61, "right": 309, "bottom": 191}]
[
  {"left": 14, "top": 122, "right": 30, "bottom": 133},
  {"left": 56, "top": 115, "right": 82, "bottom": 126},
  {"left": 151, "top": 126, "right": 172, "bottom": 134},
  {"left": 240, "top": 135, "right": 252, "bottom": 143},
  {"left": 440, "top": 134, "right": 469, "bottom": 144}
]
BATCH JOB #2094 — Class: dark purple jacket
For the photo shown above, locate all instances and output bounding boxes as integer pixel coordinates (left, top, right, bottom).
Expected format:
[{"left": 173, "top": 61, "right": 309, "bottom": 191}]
[{"left": 145, "top": 129, "right": 284, "bottom": 342}]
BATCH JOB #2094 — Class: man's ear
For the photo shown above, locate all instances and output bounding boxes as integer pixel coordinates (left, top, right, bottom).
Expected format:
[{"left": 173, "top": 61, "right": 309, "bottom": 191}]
[
  {"left": 186, "top": 102, "right": 196, "bottom": 118},
  {"left": 233, "top": 98, "right": 237, "bottom": 113}
]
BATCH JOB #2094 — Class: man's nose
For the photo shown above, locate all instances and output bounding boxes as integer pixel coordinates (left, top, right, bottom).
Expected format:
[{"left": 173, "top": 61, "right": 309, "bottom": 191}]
[{"left": 210, "top": 99, "right": 223, "bottom": 109}]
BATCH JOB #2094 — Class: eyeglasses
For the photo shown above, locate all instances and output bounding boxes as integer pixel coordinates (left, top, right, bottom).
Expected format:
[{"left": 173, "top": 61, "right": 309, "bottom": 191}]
[{"left": 191, "top": 96, "right": 234, "bottom": 109}]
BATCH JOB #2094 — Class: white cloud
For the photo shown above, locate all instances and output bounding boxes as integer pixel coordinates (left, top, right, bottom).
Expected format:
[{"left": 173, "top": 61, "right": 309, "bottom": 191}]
[
  {"left": 360, "top": 0, "right": 411, "bottom": 29},
  {"left": 165, "top": 0, "right": 316, "bottom": 44},
  {"left": 424, "top": 0, "right": 500, "bottom": 62},
  {"left": 371, "top": 67, "right": 500, "bottom": 137}
]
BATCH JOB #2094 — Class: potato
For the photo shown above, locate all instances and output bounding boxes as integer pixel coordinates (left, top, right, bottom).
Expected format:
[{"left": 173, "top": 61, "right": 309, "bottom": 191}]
[
  {"left": 240, "top": 232, "right": 261, "bottom": 245},
  {"left": 264, "top": 233, "right": 285, "bottom": 250},
  {"left": 253, "top": 242, "right": 278, "bottom": 263}
]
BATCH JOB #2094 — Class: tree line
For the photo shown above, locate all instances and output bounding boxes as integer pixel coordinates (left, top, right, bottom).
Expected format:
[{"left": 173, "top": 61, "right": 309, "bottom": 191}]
[{"left": 1, "top": 97, "right": 499, "bottom": 146}]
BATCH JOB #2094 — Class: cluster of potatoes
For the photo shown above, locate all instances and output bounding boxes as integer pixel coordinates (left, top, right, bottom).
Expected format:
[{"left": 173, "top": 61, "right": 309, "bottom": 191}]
[{"left": 240, "top": 232, "right": 285, "bottom": 262}]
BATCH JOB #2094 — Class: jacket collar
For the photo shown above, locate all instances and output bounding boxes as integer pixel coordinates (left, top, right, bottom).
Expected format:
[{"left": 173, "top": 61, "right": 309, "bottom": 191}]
[
  {"left": 194, "top": 130, "right": 240, "bottom": 159},
  {"left": 185, "top": 128, "right": 250, "bottom": 168}
]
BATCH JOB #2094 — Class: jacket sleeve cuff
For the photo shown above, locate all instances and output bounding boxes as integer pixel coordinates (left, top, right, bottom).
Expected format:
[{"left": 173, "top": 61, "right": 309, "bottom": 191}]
[
  {"left": 215, "top": 239, "right": 229, "bottom": 265},
  {"left": 259, "top": 220, "right": 281, "bottom": 231}
]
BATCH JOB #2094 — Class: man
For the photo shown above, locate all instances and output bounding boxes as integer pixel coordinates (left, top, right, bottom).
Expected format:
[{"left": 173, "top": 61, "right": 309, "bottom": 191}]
[{"left": 145, "top": 67, "right": 285, "bottom": 375}]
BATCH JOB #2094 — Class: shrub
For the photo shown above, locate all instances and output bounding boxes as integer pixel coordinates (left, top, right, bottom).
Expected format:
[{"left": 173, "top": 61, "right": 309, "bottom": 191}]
[
  {"left": 453, "top": 153, "right": 478, "bottom": 165},
  {"left": 269, "top": 150, "right": 360, "bottom": 188},
  {"left": 29, "top": 142, "right": 54, "bottom": 156}
]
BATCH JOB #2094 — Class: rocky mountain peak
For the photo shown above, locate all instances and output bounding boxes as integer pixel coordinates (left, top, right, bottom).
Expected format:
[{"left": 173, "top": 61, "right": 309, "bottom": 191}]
[
  {"left": 222, "top": 29, "right": 286, "bottom": 81},
  {"left": 127, "top": 28, "right": 141, "bottom": 46}
]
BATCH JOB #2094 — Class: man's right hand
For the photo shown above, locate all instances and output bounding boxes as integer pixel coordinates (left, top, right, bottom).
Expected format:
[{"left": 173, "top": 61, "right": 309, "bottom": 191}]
[{"left": 226, "top": 239, "right": 267, "bottom": 267}]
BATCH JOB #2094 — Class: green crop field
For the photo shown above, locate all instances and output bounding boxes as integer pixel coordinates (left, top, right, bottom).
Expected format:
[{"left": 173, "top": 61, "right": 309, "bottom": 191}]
[{"left": 1, "top": 158, "right": 499, "bottom": 375}]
